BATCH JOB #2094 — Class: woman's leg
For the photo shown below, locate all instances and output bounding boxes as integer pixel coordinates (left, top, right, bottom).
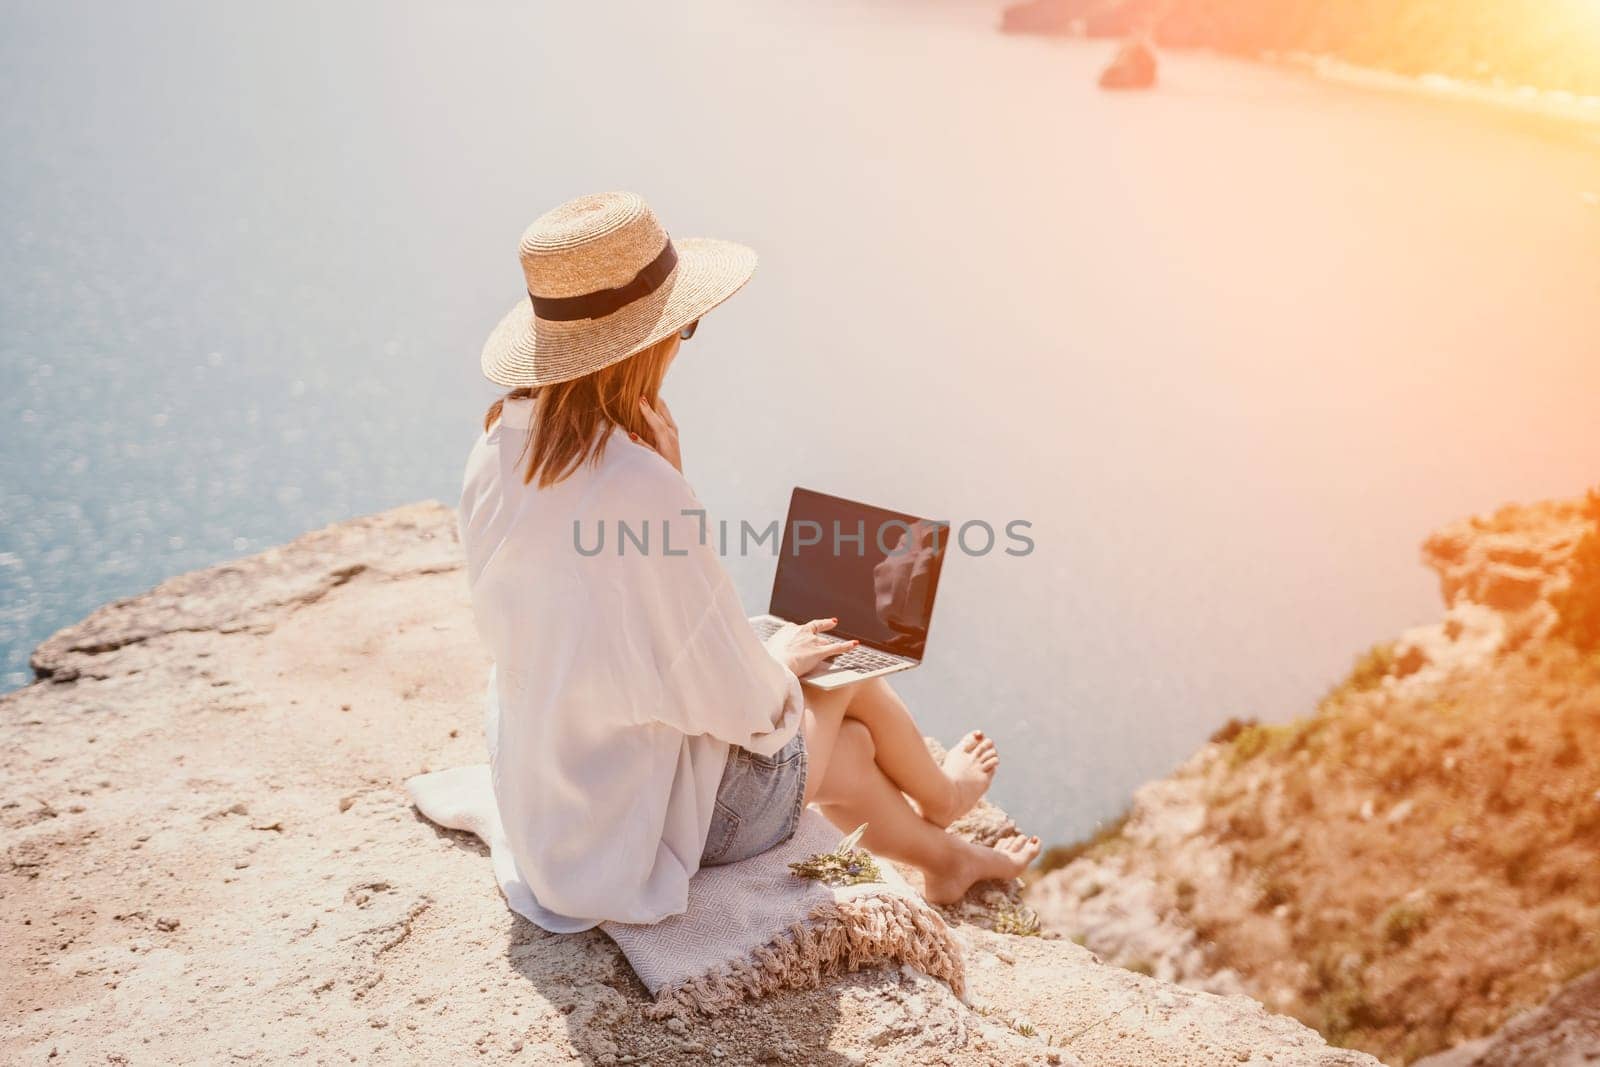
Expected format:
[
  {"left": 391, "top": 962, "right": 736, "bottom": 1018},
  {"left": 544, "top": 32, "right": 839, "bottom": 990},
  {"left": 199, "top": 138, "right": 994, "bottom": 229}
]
[
  {"left": 812, "top": 720, "right": 1040, "bottom": 903},
  {"left": 799, "top": 682, "right": 854, "bottom": 807},
  {"left": 838, "top": 677, "right": 998, "bottom": 827}
]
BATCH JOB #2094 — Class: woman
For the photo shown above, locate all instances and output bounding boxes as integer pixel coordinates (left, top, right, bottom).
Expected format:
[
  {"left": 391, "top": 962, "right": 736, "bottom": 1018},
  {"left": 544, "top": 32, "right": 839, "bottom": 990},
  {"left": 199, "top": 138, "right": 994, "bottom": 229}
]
[{"left": 459, "top": 192, "right": 1039, "bottom": 933}]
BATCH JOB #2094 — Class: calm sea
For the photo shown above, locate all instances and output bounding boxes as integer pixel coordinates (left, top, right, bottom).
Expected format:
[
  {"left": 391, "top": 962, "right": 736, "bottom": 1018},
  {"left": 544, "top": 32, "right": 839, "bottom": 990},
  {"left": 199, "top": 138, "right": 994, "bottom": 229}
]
[{"left": 3, "top": 0, "right": 1597, "bottom": 838}]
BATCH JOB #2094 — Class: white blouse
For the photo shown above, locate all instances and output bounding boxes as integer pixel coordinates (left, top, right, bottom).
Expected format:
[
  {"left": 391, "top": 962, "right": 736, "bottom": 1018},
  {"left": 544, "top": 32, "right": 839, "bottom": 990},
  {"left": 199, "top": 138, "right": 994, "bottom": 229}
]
[{"left": 457, "top": 397, "right": 804, "bottom": 933}]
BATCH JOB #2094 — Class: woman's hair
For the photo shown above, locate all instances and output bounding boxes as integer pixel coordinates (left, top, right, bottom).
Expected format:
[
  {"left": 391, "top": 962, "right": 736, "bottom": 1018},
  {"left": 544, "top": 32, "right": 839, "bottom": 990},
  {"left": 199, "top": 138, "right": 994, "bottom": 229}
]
[{"left": 483, "top": 333, "right": 678, "bottom": 488}]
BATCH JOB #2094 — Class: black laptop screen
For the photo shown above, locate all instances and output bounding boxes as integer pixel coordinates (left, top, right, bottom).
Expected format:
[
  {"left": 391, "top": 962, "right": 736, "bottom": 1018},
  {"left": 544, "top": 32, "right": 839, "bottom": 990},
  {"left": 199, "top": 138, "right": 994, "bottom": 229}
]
[{"left": 769, "top": 488, "right": 949, "bottom": 659}]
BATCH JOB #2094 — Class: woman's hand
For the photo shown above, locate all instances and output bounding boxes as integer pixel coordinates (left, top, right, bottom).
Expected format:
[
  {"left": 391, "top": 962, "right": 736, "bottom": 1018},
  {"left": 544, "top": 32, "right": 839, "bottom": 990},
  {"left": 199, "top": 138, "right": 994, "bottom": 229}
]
[
  {"left": 765, "top": 618, "right": 859, "bottom": 678},
  {"left": 635, "top": 394, "right": 682, "bottom": 473}
]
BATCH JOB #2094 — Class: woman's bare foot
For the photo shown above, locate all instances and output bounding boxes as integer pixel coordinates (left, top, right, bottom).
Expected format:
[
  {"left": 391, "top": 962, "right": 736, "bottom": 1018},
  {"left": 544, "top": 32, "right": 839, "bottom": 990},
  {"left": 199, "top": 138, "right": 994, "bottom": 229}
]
[
  {"left": 922, "top": 833, "right": 1042, "bottom": 905},
  {"left": 919, "top": 731, "right": 999, "bottom": 828}
]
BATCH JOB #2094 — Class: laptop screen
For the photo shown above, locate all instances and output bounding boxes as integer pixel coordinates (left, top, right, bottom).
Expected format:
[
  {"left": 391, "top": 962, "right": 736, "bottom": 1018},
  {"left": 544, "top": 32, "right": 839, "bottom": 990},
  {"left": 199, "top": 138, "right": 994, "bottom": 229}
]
[{"left": 769, "top": 488, "right": 950, "bottom": 660}]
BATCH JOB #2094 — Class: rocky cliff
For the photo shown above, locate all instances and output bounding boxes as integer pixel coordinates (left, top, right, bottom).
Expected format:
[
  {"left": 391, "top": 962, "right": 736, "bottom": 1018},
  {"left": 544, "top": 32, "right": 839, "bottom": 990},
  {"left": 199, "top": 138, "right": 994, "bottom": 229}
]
[
  {"left": 0, "top": 503, "right": 1372, "bottom": 1065},
  {"left": 1413, "top": 965, "right": 1600, "bottom": 1067},
  {"left": 1026, "top": 492, "right": 1600, "bottom": 1065}
]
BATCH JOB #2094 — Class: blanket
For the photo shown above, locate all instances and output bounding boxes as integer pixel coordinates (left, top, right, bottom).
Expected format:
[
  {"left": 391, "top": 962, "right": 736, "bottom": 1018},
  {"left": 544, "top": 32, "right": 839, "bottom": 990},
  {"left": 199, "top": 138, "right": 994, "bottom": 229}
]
[{"left": 405, "top": 765, "right": 964, "bottom": 1014}]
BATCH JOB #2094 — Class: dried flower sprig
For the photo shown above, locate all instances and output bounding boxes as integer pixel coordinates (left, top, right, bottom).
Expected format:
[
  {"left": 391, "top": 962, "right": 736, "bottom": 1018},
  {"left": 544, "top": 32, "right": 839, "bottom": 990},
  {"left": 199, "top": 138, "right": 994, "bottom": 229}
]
[
  {"left": 992, "top": 903, "right": 1042, "bottom": 937},
  {"left": 789, "top": 824, "right": 882, "bottom": 887}
]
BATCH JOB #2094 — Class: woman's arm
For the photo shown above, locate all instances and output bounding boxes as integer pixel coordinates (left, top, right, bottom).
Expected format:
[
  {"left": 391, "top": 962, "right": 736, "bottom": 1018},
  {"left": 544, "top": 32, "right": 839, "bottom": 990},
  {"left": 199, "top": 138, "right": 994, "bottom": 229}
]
[{"left": 651, "top": 570, "right": 805, "bottom": 756}]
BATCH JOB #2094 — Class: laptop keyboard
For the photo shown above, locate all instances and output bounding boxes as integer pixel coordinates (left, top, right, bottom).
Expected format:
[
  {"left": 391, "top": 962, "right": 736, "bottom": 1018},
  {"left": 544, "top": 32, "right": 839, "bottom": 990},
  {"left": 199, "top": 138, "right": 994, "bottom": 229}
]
[
  {"left": 749, "top": 618, "right": 903, "bottom": 674},
  {"left": 750, "top": 617, "right": 786, "bottom": 642}
]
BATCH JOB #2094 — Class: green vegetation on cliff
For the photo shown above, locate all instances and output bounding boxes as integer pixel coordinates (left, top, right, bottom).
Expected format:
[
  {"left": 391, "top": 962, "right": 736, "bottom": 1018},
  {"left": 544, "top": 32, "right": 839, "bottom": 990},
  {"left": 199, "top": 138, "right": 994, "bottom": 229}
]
[{"left": 1026, "top": 493, "right": 1600, "bottom": 1065}]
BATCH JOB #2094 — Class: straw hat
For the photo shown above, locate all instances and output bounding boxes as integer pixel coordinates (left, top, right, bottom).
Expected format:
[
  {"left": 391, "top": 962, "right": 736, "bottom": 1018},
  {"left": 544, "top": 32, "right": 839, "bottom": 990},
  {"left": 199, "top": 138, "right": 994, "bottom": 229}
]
[{"left": 480, "top": 192, "right": 757, "bottom": 388}]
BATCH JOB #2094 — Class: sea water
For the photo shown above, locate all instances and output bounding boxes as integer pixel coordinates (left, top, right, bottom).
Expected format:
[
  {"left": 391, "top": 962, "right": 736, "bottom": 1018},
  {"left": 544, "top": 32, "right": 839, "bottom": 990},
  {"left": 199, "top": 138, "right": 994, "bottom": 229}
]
[{"left": 2, "top": 0, "right": 1598, "bottom": 837}]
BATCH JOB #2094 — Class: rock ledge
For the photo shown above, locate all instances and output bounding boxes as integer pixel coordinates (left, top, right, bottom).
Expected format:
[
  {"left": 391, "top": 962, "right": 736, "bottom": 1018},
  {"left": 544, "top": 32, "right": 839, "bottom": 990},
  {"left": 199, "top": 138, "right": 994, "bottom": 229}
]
[{"left": 1, "top": 503, "right": 1373, "bottom": 1065}]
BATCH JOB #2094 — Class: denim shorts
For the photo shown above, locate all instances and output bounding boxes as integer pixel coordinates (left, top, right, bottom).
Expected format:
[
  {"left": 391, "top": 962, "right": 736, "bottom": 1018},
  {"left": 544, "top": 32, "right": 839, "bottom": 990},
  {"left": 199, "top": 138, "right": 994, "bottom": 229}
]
[{"left": 700, "top": 730, "right": 808, "bottom": 867}]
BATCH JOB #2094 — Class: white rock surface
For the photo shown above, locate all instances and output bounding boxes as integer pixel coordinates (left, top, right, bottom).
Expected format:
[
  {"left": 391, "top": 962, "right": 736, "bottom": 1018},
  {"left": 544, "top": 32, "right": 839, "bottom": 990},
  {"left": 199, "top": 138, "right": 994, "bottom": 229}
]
[{"left": 2, "top": 503, "right": 1374, "bottom": 1065}]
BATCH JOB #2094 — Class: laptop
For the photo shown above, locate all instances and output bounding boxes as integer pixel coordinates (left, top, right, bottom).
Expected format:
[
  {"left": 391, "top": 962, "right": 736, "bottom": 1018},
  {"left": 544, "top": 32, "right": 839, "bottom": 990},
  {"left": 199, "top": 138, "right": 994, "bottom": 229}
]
[{"left": 749, "top": 487, "right": 951, "bottom": 690}]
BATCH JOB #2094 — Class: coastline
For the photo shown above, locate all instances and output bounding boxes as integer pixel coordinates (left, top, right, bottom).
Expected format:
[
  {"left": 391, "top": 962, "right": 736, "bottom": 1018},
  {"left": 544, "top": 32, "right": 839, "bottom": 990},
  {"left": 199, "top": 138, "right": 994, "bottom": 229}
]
[
  {"left": 998, "top": 5, "right": 1600, "bottom": 140},
  {"left": 1268, "top": 51, "right": 1600, "bottom": 136}
]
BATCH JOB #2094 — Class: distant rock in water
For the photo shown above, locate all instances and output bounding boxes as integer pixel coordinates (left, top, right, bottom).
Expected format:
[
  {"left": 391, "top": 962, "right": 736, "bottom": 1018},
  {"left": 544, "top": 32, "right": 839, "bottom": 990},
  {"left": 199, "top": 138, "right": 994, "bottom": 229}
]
[{"left": 1099, "top": 39, "right": 1157, "bottom": 91}]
